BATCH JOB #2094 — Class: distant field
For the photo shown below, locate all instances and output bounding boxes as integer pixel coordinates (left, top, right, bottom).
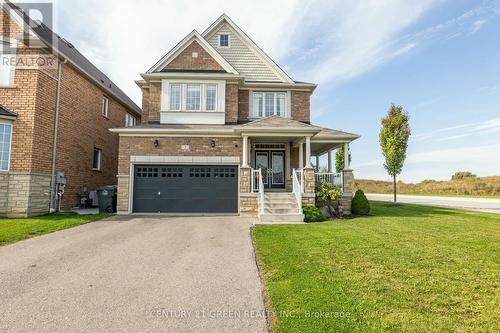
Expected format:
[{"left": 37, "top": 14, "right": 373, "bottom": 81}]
[{"left": 354, "top": 176, "right": 500, "bottom": 198}]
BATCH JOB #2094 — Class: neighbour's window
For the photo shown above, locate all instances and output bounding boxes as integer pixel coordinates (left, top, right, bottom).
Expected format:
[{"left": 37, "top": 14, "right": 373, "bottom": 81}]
[
  {"left": 102, "top": 96, "right": 109, "bottom": 117},
  {"left": 206, "top": 84, "right": 217, "bottom": 111},
  {"left": 92, "top": 148, "right": 101, "bottom": 170},
  {"left": 169, "top": 83, "right": 181, "bottom": 110},
  {"left": 0, "top": 40, "right": 16, "bottom": 87},
  {"left": 252, "top": 92, "right": 287, "bottom": 118},
  {"left": 186, "top": 84, "right": 201, "bottom": 111},
  {"left": 219, "top": 34, "right": 229, "bottom": 47},
  {"left": 0, "top": 122, "right": 12, "bottom": 171},
  {"left": 125, "top": 112, "right": 136, "bottom": 127}
]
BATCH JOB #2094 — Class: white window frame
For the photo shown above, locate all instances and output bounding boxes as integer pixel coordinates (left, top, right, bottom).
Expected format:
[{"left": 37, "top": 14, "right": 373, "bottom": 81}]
[
  {"left": 218, "top": 33, "right": 230, "bottom": 48},
  {"left": 0, "top": 120, "right": 13, "bottom": 172},
  {"left": 161, "top": 80, "right": 226, "bottom": 113},
  {"left": 102, "top": 96, "right": 109, "bottom": 117},
  {"left": 0, "top": 37, "right": 17, "bottom": 88},
  {"left": 186, "top": 84, "right": 202, "bottom": 111},
  {"left": 205, "top": 84, "right": 218, "bottom": 112},
  {"left": 250, "top": 91, "right": 291, "bottom": 118},
  {"left": 92, "top": 148, "right": 102, "bottom": 171},
  {"left": 125, "top": 112, "right": 136, "bottom": 127}
]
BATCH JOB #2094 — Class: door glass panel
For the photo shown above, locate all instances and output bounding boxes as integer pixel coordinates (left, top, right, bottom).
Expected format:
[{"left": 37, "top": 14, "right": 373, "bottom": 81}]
[
  {"left": 272, "top": 152, "right": 284, "bottom": 185},
  {"left": 256, "top": 152, "right": 269, "bottom": 185}
]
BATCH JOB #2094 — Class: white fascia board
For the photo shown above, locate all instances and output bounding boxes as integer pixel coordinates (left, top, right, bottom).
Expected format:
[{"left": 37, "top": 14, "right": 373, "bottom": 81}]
[
  {"left": 202, "top": 14, "right": 294, "bottom": 84},
  {"left": 146, "top": 30, "right": 238, "bottom": 74},
  {"left": 241, "top": 81, "right": 317, "bottom": 92},
  {"left": 141, "top": 72, "right": 243, "bottom": 81}
]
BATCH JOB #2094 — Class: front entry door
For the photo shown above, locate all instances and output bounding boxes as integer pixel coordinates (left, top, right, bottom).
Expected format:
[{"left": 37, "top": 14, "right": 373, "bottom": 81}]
[{"left": 255, "top": 150, "right": 285, "bottom": 189}]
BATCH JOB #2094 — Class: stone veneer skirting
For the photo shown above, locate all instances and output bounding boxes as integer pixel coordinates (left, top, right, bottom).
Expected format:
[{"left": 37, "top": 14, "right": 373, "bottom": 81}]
[{"left": 0, "top": 172, "right": 51, "bottom": 217}]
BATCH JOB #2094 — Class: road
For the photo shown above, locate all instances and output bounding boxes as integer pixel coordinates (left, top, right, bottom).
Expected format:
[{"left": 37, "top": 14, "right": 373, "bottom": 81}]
[
  {"left": 367, "top": 193, "right": 500, "bottom": 214},
  {"left": 0, "top": 215, "right": 267, "bottom": 333}
]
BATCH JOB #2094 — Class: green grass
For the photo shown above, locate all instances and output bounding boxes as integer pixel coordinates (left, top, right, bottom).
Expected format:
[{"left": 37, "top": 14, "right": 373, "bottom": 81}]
[
  {"left": 253, "top": 202, "right": 500, "bottom": 333},
  {"left": 0, "top": 213, "right": 111, "bottom": 246}
]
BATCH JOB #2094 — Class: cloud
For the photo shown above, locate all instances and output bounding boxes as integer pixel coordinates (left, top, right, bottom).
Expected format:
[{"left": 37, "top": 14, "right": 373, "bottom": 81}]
[{"left": 412, "top": 117, "right": 500, "bottom": 142}]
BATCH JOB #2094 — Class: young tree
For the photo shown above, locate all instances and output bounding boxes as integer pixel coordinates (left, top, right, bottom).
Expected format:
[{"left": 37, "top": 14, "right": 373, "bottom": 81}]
[
  {"left": 335, "top": 146, "right": 351, "bottom": 173},
  {"left": 379, "top": 104, "right": 411, "bottom": 205}
]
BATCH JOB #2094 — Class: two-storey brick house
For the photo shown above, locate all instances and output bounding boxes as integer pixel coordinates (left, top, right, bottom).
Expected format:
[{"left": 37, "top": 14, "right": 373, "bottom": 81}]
[
  {"left": 0, "top": 2, "right": 141, "bottom": 217},
  {"left": 112, "top": 15, "right": 359, "bottom": 222}
]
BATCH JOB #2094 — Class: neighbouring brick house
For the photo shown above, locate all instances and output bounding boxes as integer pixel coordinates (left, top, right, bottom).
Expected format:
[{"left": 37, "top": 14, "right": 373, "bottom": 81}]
[
  {"left": 0, "top": 2, "right": 141, "bottom": 217},
  {"left": 112, "top": 14, "right": 359, "bottom": 222}
]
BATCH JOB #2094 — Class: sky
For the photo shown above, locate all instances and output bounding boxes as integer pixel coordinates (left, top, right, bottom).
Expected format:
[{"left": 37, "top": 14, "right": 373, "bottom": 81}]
[{"left": 36, "top": 0, "right": 500, "bottom": 182}]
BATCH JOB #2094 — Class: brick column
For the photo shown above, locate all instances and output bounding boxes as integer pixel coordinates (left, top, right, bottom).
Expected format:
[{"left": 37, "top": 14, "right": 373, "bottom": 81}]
[
  {"left": 341, "top": 169, "right": 354, "bottom": 214},
  {"left": 116, "top": 175, "right": 130, "bottom": 214},
  {"left": 302, "top": 166, "right": 315, "bottom": 206}
]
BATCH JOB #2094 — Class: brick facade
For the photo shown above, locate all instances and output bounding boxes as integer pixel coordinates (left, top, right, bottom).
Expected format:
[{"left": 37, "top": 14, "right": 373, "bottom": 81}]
[
  {"left": 291, "top": 91, "right": 311, "bottom": 123},
  {"left": 165, "top": 40, "right": 224, "bottom": 71},
  {"left": 238, "top": 90, "right": 249, "bottom": 121},
  {"left": 225, "top": 83, "right": 238, "bottom": 124},
  {"left": 0, "top": 12, "right": 140, "bottom": 216}
]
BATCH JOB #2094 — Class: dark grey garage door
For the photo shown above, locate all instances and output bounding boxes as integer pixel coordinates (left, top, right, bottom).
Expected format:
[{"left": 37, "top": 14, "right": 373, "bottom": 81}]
[{"left": 133, "top": 165, "right": 238, "bottom": 213}]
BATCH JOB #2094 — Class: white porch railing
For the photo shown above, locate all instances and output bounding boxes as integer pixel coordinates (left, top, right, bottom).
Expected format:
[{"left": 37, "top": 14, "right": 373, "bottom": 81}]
[
  {"left": 252, "top": 168, "right": 265, "bottom": 215},
  {"left": 315, "top": 172, "right": 343, "bottom": 188},
  {"left": 292, "top": 168, "right": 303, "bottom": 210}
]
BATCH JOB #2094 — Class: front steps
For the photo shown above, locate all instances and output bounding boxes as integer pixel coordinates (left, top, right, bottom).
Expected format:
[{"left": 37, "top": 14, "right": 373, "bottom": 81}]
[{"left": 259, "top": 192, "right": 304, "bottom": 223}]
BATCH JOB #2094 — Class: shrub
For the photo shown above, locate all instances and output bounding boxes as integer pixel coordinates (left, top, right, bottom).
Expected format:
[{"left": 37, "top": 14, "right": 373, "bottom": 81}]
[
  {"left": 315, "top": 182, "right": 342, "bottom": 208},
  {"left": 351, "top": 190, "right": 370, "bottom": 215},
  {"left": 451, "top": 171, "right": 477, "bottom": 180},
  {"left": 420, "top": 179, "right": 436, "bottom": 184},
  {"left": 303, "top": 206, "right": 326, "bottom": 223}
]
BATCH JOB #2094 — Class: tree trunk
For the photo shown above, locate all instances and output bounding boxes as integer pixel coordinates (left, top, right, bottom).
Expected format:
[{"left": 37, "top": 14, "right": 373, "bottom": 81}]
[{"left": 393, "top": 174, "right": 397, "bottom": 205}]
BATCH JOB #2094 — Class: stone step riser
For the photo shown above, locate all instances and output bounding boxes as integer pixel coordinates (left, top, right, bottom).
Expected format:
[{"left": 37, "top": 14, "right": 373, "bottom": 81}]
[
  {"left": 264, "top": 203, "right": 299, "bottom": 209},
  {"left": 265, "top": 208, "right": 301, "bottom": 214}
]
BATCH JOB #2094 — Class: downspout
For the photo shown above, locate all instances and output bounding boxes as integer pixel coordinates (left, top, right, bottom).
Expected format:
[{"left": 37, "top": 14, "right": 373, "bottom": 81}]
[{"left": 49, "top": 57, "right": 67, "bottom": 212}]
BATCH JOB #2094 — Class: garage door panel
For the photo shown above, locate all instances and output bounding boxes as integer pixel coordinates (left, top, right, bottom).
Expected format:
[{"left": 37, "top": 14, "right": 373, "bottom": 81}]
[{"left": 133, "top": 165, "right": 238, "bottom": 213}]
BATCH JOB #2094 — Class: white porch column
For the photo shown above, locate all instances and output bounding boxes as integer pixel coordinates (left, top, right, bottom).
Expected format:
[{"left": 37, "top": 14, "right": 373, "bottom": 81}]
[
  {"left": 343, "top": 142, "right": 350, "bottom": 170},
  {"left": 315, "top": 155, "right": 320, "bottom": 172},
  {"left": 299, "top": 141, "right": 304, "bottom": 169},
  {"left": 305, "top": 136, "right": 312, "bottom": 167},
  {"left": 327, "top": 150, "right": 332, "bottom": 173},
  {"left": 242, "top": 135, "right": 249, "bottom": 167}
]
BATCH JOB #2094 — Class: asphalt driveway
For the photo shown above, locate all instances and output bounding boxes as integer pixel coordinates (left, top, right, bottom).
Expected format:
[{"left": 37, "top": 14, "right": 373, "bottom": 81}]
[{"left": 0, "top": 215, "right": 267, "bottom": 333}]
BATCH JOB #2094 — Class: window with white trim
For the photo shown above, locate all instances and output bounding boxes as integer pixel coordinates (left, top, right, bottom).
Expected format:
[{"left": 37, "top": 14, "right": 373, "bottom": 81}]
[
  {"left": 186, "top": 84, "right": 201, "bottom": 111},
  {"left": 163, "top": 81, "right": 223, "bottom": 112},
  {"left": 169, "top": 83, "right": 181, "bottom": 110},
  {"left": 125, "top": 112, "right": 136, "bottom": 127},
  {"left": 0, "top": 40, "right": 16, "bottom": 87},
  {"left": 219, "top": 34, "right": 229, "bottom": 47},
  {"left": 252, "top": 92, "right": 288, "bottom": 117},
  {"left": 102, "top": 96, "right": 109, "bottom": 117},
  {"left": 206, "top": 84, "right": 217, "bottom": 111},
  {"left": 0, "top": 122, "right": 12, "bottom": 171},
  {"left": 93, "top": 148, "right": 101, "bottom": 171}
]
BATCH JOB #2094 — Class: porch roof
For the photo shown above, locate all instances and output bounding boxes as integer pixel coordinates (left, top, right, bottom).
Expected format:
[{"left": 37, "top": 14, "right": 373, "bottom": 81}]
[{"left": 237, "top": 116, "right": 321, "bottom": 135}]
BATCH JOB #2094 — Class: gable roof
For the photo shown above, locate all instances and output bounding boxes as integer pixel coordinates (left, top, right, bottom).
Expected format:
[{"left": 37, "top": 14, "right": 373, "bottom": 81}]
[
  {"left": 202, "top": 14, "right": 294, "bottom": 83},
  {"left": 2, "top": 1, "right": 141, "bottom": 115},
  {"left": 314, "top": 127, "right": 361, "bottom": 140},
  {"left": 147, "top": 30, "right": 238, "bottom": 74}
]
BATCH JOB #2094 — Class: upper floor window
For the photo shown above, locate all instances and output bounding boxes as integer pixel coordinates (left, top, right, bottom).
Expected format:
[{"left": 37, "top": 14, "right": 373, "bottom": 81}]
[
  {"left": 93, "top": 148, "right": 101, "bottom": 171},
  {"left": 0, "top": 122, "right": 12, "bottom": 171},
  {"left": 102, "top": 96, "right": 109, "bottom": 117},
  {"left": 218, "top": 34, "right": 230, "bottom": 47},
  {"left": 252, "top": 92, "right": 288, "bottom": 118},
  {"left": 0, "top": 39, "right": 16, "bottom": 87},
  {"left": 125, "top": 112, "right": 136, "bottom": 127},
  {"left": 162, "top": 80, "right": 225, "bottom": 113},
  {"left": 186, "top": 84, "right": 201, "bottom": 111}
]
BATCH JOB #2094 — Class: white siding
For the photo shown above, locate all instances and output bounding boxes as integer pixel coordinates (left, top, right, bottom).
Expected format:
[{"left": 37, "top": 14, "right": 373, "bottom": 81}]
[{"left": 207, "top": 23, "right": 282, "bottom": 82}]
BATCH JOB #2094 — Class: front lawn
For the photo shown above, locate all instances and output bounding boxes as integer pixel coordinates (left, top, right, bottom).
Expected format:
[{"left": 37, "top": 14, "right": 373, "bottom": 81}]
[
  {"left": 0, "top": 213, "right": 111, "bottom": 246},
  {"left": 253, "top": 202, "right": 500, "bottom": 332}
]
